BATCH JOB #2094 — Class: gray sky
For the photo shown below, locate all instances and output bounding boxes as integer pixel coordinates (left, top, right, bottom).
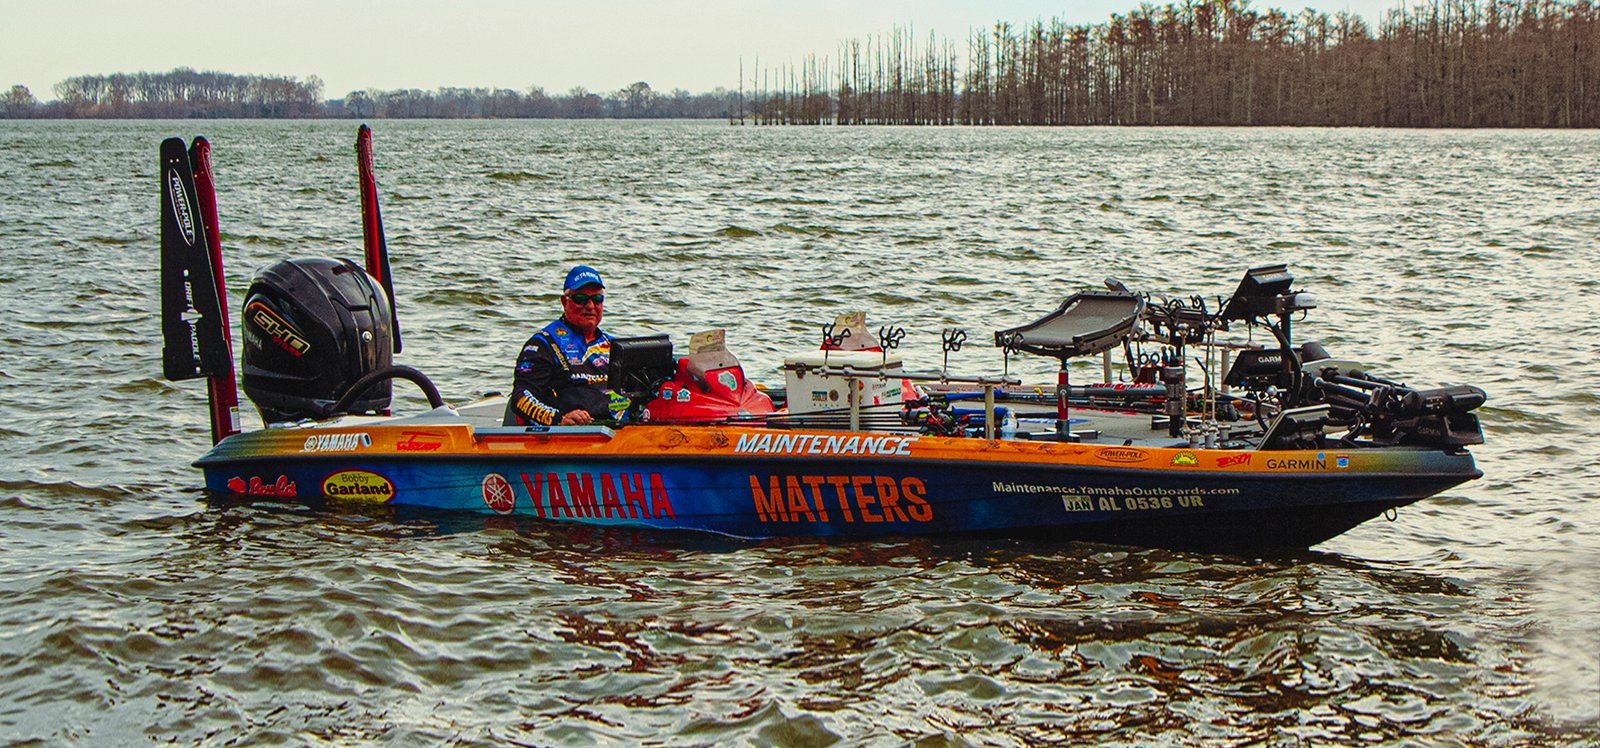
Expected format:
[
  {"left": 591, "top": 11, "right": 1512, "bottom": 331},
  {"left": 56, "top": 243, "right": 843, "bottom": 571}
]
[{"left": 3, "top": 0, "right": 1401, "bottom": 100}]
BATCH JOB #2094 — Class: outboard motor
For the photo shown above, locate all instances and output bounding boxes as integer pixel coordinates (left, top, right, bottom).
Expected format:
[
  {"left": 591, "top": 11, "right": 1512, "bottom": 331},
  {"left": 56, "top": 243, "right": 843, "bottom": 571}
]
[{"left": 240, "top": 258, "right": 393, "bottom": 423}]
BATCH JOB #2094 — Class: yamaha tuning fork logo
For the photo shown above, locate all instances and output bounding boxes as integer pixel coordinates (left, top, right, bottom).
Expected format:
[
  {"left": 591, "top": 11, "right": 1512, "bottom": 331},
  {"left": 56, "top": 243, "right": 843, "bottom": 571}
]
[{"left": 167, "top": 172, "right": 197, "bottom": 245}]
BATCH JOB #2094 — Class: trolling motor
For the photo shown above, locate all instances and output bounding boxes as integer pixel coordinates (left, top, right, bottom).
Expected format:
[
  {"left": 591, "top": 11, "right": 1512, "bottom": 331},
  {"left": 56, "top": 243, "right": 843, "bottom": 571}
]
[
  {"left": 1217, "top": 265, "right": 1486, "bottom": 448},
  {"left": 1305, "top": 361, "right": 1486, "bottom": 447}
]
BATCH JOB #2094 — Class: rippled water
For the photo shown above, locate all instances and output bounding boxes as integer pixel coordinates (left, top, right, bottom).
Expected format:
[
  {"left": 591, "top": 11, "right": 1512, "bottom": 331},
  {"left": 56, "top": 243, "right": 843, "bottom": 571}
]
[{"left": 1, "top": 120, "right": 1597, "bottom": 745}]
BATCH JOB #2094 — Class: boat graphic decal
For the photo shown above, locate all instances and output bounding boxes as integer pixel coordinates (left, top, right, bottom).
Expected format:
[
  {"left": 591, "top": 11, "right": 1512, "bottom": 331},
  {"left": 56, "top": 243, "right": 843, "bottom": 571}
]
[
  {"left": 246, "top": 301, "right": 311, "bottom": 357},
  {"left": 1216, "top": 453, "right": 1252, "bottom": 468},
  {"left": 733, "top": 432, "right": 916, "bottom": 457},
  {"left": 301, "top": 433, "right": 372, "bottom": 452},
  {"left": 749, "top": 474, "right": 932, "bottom": 524},
  {"left": 513, "top": 471, "right": 674, "bottom": 520},
  {"left": 323, "top": 470, "right": 395, "bottom": 501},
  {"left": 1097, "top": 447, "right": 1149, "bottom": 464},
  {"left": 481, "top": 473, "right": 516, "bottom": 514},
  {"left": 1170, "top": 451, "right": 1199, "bottom": 466},
  {"left": 992, "top": 481, "right": 1074, "bottom": 494},
  {"left": 167, "top": 172, "right": 196, "bottom": 246},
  {"left": 395, "top": 430, "right": 445, "bottom": 452},
  {"left": 1265, "top": 456, "right": 1329, "bottom": 470},
  {"left": 226, "top": 474, "right": 297, "bottom": 497}
]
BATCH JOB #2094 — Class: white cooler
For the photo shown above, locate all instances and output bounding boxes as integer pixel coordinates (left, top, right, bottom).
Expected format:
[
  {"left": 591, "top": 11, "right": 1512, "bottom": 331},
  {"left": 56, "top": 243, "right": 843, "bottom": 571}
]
[{"left": 783, "top": 350, "right": 904, "bottom": 415}]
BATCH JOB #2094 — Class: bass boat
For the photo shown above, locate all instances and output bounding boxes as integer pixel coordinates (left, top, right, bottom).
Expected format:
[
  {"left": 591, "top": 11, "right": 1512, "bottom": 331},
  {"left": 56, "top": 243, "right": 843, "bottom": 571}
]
[{"left": 158, "top": 129, "right": 1486, "bottom": 551}]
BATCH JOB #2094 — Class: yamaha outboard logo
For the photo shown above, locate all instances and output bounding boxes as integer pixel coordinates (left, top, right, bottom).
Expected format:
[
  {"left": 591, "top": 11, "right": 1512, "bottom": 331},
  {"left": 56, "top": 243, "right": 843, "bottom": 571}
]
[
  {"left": 245, "top": 301, "right": 311, "bottom": 356},
  {"left": 167, "top": 173, "right": 196, "bottom": 245},
  {"left": 301, "top": 433, "right": 373, "bottom": 452}
]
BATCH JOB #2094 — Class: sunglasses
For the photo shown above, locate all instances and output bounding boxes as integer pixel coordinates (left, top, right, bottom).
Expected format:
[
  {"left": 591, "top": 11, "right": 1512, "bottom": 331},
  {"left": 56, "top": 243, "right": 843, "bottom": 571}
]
[{"left": 566, "top": 292, "right": 605, "bottom": 306}]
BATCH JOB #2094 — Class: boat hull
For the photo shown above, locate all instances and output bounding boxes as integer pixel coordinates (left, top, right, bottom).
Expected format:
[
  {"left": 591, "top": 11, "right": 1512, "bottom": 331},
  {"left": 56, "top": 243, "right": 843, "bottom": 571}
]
[{"left": 196, "top": 423, "right": 1480, "bottom": 550}]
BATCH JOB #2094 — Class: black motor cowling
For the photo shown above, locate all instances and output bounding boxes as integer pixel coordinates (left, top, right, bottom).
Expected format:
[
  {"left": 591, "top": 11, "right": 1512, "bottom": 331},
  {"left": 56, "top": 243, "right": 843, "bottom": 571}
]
[{"left": 240, "top": 258, "right": 392, "bottom": 423}]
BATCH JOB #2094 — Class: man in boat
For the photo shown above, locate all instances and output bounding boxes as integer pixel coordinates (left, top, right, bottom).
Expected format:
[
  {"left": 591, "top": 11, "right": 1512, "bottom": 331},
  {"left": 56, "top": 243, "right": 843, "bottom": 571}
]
[{"left": 503, "top": 265, "right": 622, "bottom": 426}]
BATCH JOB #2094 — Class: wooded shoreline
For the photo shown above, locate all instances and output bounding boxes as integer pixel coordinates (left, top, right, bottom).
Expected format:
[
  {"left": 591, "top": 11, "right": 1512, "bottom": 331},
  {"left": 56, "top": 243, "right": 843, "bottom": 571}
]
[
  {"left": 6, "top": 0, "right": 1596, "bottom": 128},
  {"left": 746, "top": 0, "right": 1600, "bottom": 128}
]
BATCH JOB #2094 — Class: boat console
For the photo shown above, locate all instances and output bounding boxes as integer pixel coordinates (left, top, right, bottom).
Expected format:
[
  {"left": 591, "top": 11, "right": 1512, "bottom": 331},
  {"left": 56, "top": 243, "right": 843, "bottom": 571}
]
[
  {"left": 608, "top": 331, "right": 776, "bottom": 424},
  {"left": 607, "top": 335, "right": 675, "bottom": 404}
]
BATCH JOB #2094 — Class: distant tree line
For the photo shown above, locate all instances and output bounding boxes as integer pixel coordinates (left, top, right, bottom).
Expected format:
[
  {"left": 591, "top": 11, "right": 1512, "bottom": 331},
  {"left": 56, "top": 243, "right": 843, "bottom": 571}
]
[
  {"left": 0, "top": 68, "right": 740, "bottom": 120},
  {"left": 9, "top": 69, "right": 326, "bottom": 118},
  {"left": 330, "top": 82, "right": 739, "bottom": 119},
  {"left": 745, "top": 0, "right": 1600, "bottom": 127}
]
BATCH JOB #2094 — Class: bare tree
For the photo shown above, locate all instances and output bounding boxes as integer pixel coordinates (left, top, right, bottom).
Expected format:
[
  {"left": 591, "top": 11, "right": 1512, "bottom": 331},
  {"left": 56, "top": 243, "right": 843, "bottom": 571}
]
[{"left": 2, "top": 85, "right": 37, "bottom": 118}]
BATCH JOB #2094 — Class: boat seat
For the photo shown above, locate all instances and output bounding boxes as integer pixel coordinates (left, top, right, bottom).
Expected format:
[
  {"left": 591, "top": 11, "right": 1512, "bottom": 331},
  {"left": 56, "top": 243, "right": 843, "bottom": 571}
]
[{"left": 994, "top": 290, "right": 1143, "bottom": 359}]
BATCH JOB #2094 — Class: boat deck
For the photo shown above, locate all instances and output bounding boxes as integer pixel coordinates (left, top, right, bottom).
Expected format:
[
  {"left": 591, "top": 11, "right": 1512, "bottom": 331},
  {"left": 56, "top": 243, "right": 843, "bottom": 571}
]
[{"left": 378, "top": 396, "right": 1260, "bottom": 451}]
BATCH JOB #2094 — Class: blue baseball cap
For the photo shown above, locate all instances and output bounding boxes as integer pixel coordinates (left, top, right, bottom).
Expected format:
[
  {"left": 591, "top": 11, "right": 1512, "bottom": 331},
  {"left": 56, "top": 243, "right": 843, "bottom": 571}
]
[{"left": 563, "top": 265, "right": 604, "bottom": 291}]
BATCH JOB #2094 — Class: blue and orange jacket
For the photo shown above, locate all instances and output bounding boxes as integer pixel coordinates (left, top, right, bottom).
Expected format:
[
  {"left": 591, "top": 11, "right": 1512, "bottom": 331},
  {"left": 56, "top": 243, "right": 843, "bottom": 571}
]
[{"left": 504, "top": 318, "right": 617, "bottom": 426}]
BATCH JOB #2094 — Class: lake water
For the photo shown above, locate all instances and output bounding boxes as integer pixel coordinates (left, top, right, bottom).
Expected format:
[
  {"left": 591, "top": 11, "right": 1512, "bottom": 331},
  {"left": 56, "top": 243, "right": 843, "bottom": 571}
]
[{"left": 1, "top": 119, "right": 1597, "bottom": 745}]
